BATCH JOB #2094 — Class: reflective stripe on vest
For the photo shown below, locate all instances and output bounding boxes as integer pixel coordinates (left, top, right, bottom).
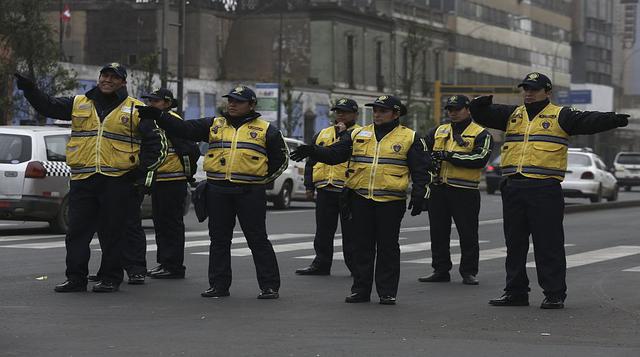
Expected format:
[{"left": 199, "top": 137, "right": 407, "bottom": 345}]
[
  {"left": 312, "top": 124, "right": 361, "bottom": 189},
  {"left": 346, "top": 124, "right": 415, "bottom": 202},
  {"left": 500, "top": 103, "right": 569, "bottom": 181},
  {"left": 203, "top": 117, "right": 270, "bottom": 184}
]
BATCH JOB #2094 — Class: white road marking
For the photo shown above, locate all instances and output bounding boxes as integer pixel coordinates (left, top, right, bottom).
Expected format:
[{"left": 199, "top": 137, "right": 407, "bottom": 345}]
[
  {"left": 404, "top": 244, "right": 575, "bottom": 264},
  {"left": 622, "top": 266, "right": 640, "bottom": 272},
  {"left": 526, "top": 246, "right": 640, "bottom": 268}
]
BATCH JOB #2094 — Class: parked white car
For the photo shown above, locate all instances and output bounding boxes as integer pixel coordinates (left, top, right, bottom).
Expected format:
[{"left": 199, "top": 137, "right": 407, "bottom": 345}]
[
  {"left": 193, "top": 137, "right": 308, "bottom": 209},
  {"left": 612, "top": 152, "right": 640, "bottom": 192},
  {"left": 562, "top": 148, "right": 618, "bottom": 203},
  {"left": 0, "top": 126, "right": 71, "bottom": 232}
]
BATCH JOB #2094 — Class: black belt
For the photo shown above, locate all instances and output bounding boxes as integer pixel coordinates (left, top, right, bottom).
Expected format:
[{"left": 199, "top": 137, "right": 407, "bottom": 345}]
[{"left": 505, "top": 176, "right": 559, "bottom": 188}]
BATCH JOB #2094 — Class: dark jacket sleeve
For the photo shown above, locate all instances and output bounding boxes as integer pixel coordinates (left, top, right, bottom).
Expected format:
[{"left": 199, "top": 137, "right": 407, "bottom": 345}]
[
  {"left": 22, "top": 87, "right": 74, "bottom": 120},
  {"left": 137, "top": 116, "right": 168, "bottom": 173},
  {"left": 264, "top": 125, "right": 289, "bottom": 183},
  {"left": 558, "top": 107, "right": 621, "bottom": 136},
  {"left": 469, "top": 103, "right": 517, "bottom": 131},
  {"left": 309, "top": 131, "right": 352, "bottom": 165},
  {"left": 408, "top": 136, "right": 433, "bottom": 199},
  {"left": 447, "top": 130, "right": 493, "bottom": 169},
  {"left": 155, "top": 112, "right": 212, "bottom": 142},
  {"left": 303, "top": 131, "right": 320, "bottom": 190},
  {"left": 423, "top": 127, "right": 437, "bottom": 151}
]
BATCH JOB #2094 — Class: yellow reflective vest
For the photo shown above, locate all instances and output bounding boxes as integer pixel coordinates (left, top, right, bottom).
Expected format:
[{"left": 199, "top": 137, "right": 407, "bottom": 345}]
[
  {"left": 312, "top": 124, "right": 361, "bottom": 190},
  {"left": 346, "top": 124, "right": 415, "bottom": 202},
  {"left": 156, "top": 111, "right": 188, "bottom": 182},
  {"left": 501, "top": 103, "right": 569, "bottom": 181},
  {"left": 67, "top": 95, "right": 147, "bottom": 180},
  {"left": 203, "top": 117, "right": 270, "bottom": 183},
  {"left": 432, "top": 121, "right": 486, "bottom": 189}
]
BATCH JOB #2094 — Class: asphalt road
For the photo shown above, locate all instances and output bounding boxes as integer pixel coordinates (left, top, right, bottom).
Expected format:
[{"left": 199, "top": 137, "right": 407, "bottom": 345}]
[{"left": 1, "top": 191, "right": 640, "bottom": 356}]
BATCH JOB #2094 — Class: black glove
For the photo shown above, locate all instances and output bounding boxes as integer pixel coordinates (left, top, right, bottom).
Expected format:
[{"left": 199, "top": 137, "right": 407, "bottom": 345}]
[
  {"left": 135, "top": 105, "right": 163, "bottom": 121},
  {"left": 290, "top": 144, "right": 315, "bottom": 162},
  {"left": 14, "top": 72, "right": 36, "bottom": 91},
  {"left": 407, "top": 197, "right": 424, "bottom": 216},
  {"left": 128, "top": 167, "right": 154, "bottom": 195},
  {"left": 471, "top": 95, "right": 493, "bottom": 107},
  {"left": 615, "top": 114, "right": 629, "bottom": 127},
  {"left": 431, "top": 151, "right": 452, "bottom": 162}
]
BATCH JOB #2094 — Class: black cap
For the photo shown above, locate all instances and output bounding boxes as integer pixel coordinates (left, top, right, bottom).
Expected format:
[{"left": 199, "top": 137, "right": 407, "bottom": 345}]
[
  {"left": 100, "top": 62, "right": 127, "bottom": 80},
  {"left": 142, "top": 88, "right": 177, "bottom": 108},
  {"left": 444, "top": 95, "right": 470, "bottom": 110},
  {"left": 364, "top": 95, "right": 402, "bottom": 112},
  {"left": 222, "top": 85, "right": 257, "bottom": 102},
  {"left": 331, "top": 98, "right": 359, "bottom": 112},
  {"left": 517, "top": 72, "right": 552, "bottom": 91}
]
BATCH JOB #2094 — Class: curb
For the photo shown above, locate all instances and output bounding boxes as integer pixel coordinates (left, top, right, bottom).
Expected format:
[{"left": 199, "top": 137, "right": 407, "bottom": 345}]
[{"left": 565, "top": 199, "right": 640, "bottom": 214}]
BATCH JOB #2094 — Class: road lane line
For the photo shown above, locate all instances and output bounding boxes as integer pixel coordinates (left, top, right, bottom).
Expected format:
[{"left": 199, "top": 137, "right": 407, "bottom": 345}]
[
  {"left": 526, "top": 245, "right": 640, "bottom": 268},
  {"left": 623, "top": 266, "right": 640, "bottom": 272}
]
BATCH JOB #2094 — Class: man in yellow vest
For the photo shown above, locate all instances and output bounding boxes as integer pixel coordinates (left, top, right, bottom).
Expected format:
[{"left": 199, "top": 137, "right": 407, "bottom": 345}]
[
  {"left": 14, "top": 63, "right": 167, "bottom": 293},
  {"left": 137, "top": 85, "right": 288, "bottom": 299},
  {"left": 418, "top": 95, "right": 493, "bottom": 286},
  {"left": 291, "top": 95, "right": 433, "bottom": 305},
  {"left": 141, "top": 88, "right": 198, "bottom": 279},
  {"left": 295, "top": 98, "right": 360, "bottom": 276},
  {"left": 470, "top": 72, "right": 629, "bottom": 309}
]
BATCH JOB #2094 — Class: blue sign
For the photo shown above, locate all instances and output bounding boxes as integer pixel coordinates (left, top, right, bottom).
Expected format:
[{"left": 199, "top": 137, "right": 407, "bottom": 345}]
[{"left": 556, "top": 90, "right": 592, "bottom": 105}]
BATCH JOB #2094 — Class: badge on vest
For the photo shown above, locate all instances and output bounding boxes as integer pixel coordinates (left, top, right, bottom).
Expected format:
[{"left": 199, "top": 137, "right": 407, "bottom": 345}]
[
  {"left": 120, "top": 115, "right": 130, "bottom": 125},
  {"left": 212, "top": 125, "right": 221, "bottom": 134},
  {"left": 392, "top": 144, "right": 403, "bottom": 153},
  {"left": 541, "top": 121, "right": 552, "bottom": 130},
  {"left": 78, "top": 103, "right": 91, "bottom": 110},
  {"left": 249, "top": 131, "right": 258, "bottom": 139},
  {"left": 357, "top": 130, "right": 373, "bottom": 137}
]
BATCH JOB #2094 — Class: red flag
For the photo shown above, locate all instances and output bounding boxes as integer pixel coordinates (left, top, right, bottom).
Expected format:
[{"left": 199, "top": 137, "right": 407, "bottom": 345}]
[{"left": 61, "top": 4, "right": 71, "bottom": 22}]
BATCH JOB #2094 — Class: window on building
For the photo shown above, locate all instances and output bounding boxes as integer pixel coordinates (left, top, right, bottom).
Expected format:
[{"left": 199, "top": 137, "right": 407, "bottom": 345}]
[
  {"left": 185, "top": 92, "right": 201, "bottom": 119},
  {"left": 204, "top": 93, "right": 216, "bottom": 117},
  {"left": 346, "top": 35, "right": 355, "bottom": 89}
]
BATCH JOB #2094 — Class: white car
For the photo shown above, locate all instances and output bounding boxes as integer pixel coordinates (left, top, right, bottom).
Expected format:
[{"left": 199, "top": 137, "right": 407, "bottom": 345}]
[
  {"left": 612, "top": 152, "right": 640, "bottom": 192},
  {"left": 561, "top": 148, "right": 618, "bottom": 203},
  {"left": 193, "top": 137, "right": 308, "bottom": 209},
  {"left": 0, "top": 126, "right": 71, "bottom": 232}
]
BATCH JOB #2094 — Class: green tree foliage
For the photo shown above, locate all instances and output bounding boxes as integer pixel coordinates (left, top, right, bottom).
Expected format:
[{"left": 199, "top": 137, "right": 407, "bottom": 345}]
[{"left": 0, "top": 0, "right": 77, "bottom": 125}]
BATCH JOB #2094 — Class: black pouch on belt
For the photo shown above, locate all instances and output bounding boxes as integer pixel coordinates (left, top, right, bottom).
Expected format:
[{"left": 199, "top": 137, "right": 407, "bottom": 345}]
[{"left": 192, "top": 181, "right": 208, "bottom": 223}]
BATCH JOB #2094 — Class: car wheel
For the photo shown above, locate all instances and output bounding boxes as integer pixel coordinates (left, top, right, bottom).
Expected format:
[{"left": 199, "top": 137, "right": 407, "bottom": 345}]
[
  {"left": 49, "top": 196, "right": 69, "bottom": 234},
  {"left": 589, "top": 185, "right": 602, "bottom": 203},
  {"left": 607, "top": 184, "right": 619, "bottom": 202},
  {"left": 273, "top": 180, "right": 292, "bottom": 209}
]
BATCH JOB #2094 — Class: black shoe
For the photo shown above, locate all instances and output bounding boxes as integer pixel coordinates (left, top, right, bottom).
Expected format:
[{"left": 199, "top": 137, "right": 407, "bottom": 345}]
[
  {"left": 92, "top": 281, "right": 120, "bottom": 293},
  {"left": 379, "top": 296, "right": 396, "bottom": 305},
  {"left": 417, "top": 272, "right": 451, "bottom": 282},
  {"left": 148, "top": 268, "right": 185, "bottom": 279},
  {"left": 147, "top": 265, "right": 163, "bottom": 276},
  {"left": 257, "top": 288, "right": 279, "bottom": 299},
  {"left": 128, "top": 274, "right": 146, "bottom": 285},
  {"left": 462, "top": 274, "right": 479, "bottom": 285},
  {"left": 345, "top": 292, "right": 370, "bottom": 303},
  {"left": 54, "top": 280, "right": 87, "bottom": 293},
  {"left": 87, "top": 274, "right": 100, "bottom": 282},
  {"left": 540, "top": 296, "right": 565, "bottom": 309},
  {"left": 200, "top": 287, "right": 230, "bottom": 298},
  {"left": 295, "top": 265, "right": 330, "bottom": 276},
  {"left": 488, "top": 293, "right": 529, "bottom": 306}
]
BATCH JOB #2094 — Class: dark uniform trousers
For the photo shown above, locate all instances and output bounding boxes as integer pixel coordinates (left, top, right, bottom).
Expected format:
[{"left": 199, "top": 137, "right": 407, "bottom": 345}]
[
  {"left": 312, "top": 188, "right": 355, "bottom": 273},
  {"left": 65, "top": 174, "right": 134, "bottom": 284},
  {"left": 501, "top": 179, "right": 567, "bottom": 299},
  {"left": 350, "top": 194, "right": 405, "bottom": 297},
  {"left": 121, "top": 190, "right": 147, "bottom": 276},
  {"left": 151, "top": 180, "right": 187, "bottom": 273},
  {"left": 206, "top": 183, "right": 280, "bottom": 291},
  {"left": 427, "top": 184, "right": 480, "bottom": 276}
]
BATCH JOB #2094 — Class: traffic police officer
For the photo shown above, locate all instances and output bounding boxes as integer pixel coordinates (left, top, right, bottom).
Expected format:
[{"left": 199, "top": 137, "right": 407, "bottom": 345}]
[
  {"left": 418, "top": 95, "right": 493, "bottom": 285},
  {"left": 470, "top": 72, "right": 629, "bottom": 309},
  {"left": 137, "top": 85, "right": 288, "bottom": 299},
  {"left": 14, "top": 63, "right": 167, "bottom": 293},
  {"left": 295, "top": 98, "right": 361, "bottom": 276},
  {"left": 142, "top": 88, "right": 196, "bottom": 279},
  {"left": 291, "top": 95, "right": 432, "bottom": 305}
]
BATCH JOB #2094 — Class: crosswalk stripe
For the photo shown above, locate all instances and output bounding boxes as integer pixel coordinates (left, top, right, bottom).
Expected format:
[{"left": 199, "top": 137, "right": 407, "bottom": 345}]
[
  {"left": 623, "top": 266, "right": 640, "bottom": 272},
  {"left": 526, "top": 246, "right": 640, "bottom": 268},
  {"left": 404, "top": 244, "right": 575, "bottom": 264},
  {"left": 145, "top": 233, "right": 316, "bottom": 252}
]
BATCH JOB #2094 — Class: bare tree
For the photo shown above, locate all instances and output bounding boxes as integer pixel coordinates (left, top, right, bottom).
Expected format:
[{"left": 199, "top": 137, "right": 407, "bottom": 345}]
[
  {"left": 129, "top": 53, "right": 160, "bottom": 99},
  {"left": 282, "top": 79, "right": 303, "bottom": 138},
  {"left": 398, "top": 23, "right": 429, "bottom": 129}
]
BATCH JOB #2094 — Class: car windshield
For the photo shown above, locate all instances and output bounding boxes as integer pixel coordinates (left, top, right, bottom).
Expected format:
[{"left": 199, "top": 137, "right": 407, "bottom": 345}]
[
  {"left": 617, "top": 154, "right": 640, "bottom": 165},
  {"left": 568, "top": 153, "right": 592, "bottom": 167},
  {"left": 45, "top": 134, "right": 69, "bottom": 161},
  {"left": 0, "top": 134, "right": 32, "bottom": 163}
]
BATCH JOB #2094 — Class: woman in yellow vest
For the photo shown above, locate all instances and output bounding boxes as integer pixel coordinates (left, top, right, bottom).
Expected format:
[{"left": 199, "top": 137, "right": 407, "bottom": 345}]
[
  {"left": 291, "top": 95, "right": 433, "bottom": 305},
  {"left": 470, "top": 72, "right": 629, "bottom": 309},
  {"left": 14, "top": 63, "right": 167, "bottom": 293},
  {"left": 417, "top": 95, "right": 493, "bottom": 286},
  {"left": 137, "top": 86, "right": 288, "bottom": 300},
  {"left": 295, "top": 97, "right": 361, "bottom": 276}
]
